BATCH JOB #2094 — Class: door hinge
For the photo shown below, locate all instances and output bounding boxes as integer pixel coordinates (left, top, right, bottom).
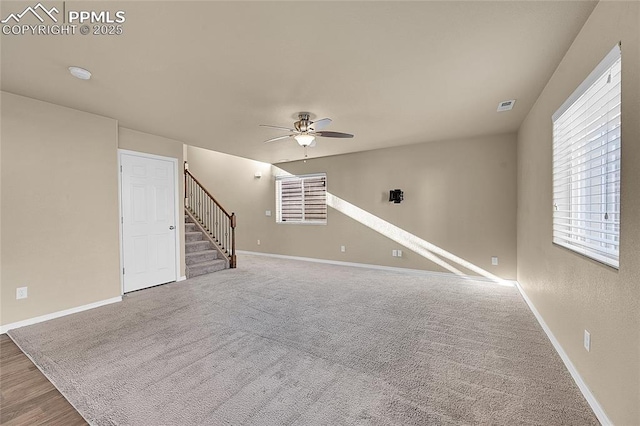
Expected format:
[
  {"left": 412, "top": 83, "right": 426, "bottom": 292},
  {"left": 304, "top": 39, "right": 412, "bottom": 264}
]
[
  {"left": 123, "top": 268, "right": 125, "bottom": 275},
  {"left": 120, "top": 165, "right": 123, "bottom": 172},
  {"left": 121, "top": 216, "right": 123, "bottom": 224}
]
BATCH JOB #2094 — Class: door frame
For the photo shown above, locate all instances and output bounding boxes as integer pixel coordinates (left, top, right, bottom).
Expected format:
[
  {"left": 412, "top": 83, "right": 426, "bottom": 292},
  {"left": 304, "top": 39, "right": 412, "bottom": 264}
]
[{"left": 117, "top": 149, "right": 181, "bottom": 295}]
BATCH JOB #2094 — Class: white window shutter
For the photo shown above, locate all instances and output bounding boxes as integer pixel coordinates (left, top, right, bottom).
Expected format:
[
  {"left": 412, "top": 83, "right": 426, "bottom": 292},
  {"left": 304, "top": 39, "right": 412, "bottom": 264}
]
[{"left": 276, "top": 174, "right": 327, "bottom": 224}]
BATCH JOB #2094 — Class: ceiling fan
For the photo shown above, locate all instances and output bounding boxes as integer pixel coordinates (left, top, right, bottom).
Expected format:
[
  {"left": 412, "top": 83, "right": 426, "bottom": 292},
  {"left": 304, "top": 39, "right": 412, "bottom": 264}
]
[{"left": 260, "top": 112, "right": 354, "bottom": 154}]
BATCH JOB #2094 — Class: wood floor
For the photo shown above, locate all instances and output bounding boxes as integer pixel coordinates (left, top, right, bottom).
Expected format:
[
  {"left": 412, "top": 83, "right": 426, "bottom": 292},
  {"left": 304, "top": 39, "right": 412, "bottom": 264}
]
[{"left": 0, "top": 334, "right": 86, "bottom": 425}]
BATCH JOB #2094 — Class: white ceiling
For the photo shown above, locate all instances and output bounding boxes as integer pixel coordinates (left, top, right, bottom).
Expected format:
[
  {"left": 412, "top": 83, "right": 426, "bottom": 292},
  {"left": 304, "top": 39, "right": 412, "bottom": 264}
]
[{"left": 1, "top": 1, "right": 597, "bottom": 163}]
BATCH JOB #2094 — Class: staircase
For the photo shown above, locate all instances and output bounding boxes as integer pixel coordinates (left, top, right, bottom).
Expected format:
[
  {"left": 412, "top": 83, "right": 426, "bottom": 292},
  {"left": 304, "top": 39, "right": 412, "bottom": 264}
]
[
  {"left": 184, "top": 164, "right": 237, "bottom": 278},
  {"left": 185, "top": 214, "right": 228, "bottom": 278}
]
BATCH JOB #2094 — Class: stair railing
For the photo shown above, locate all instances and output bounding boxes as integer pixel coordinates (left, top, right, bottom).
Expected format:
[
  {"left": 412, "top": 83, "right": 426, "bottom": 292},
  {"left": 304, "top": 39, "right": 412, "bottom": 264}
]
[{"left": 184, "top": 164, "right": 236, "bottom": 268}]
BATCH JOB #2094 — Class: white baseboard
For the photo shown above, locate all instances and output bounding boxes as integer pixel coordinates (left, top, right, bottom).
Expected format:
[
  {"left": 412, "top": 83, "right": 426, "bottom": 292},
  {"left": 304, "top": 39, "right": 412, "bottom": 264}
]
[
  {"left": 0, "top": 296, "right": 122, "bottom": 334},
  {"left": 177, "top": 275, "right": 187, "bottom": 282},
  {"left": 236, "top": 250, "right": 516, "bottom": 287},
  {"left": 514, "top": 282, "right": 611, "bottom": 426}
]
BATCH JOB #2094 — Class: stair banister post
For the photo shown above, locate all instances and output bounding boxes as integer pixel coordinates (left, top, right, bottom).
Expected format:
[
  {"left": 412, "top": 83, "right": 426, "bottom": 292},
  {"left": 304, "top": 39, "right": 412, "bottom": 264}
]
[
  {"left": 230, "top": 212, "right": 237, "bottom": 268},
  {"left": 184, "top": 161, "right": 189, "bottom": 209}
]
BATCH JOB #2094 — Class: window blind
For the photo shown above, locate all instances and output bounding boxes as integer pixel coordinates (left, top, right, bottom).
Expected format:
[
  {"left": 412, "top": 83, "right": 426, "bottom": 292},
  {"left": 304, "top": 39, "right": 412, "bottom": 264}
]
[
  {"left": 552, "top": 44, "right": 621, "bottom": 268},
  {"left": 276, "top": 174, "right": 327, "bottom": 224}
]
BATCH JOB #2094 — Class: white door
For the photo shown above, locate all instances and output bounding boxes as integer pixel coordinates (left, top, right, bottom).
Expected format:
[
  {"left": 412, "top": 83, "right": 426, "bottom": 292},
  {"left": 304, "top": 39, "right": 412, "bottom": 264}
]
[{"left": 121, "top": 152, "right": 177, "bottom": 293}]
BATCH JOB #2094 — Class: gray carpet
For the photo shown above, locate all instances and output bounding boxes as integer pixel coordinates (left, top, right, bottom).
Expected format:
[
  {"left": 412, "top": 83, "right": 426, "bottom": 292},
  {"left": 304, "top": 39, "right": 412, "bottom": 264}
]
[{"left": 8, "top": 255, "right": 598, "bottom": 425}]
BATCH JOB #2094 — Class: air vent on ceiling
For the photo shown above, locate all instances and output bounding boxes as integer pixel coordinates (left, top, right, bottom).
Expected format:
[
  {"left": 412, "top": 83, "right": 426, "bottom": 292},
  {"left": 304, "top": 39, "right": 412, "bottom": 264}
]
[{"left": 497, "top": 99, "right": 516, "bottom": 112}]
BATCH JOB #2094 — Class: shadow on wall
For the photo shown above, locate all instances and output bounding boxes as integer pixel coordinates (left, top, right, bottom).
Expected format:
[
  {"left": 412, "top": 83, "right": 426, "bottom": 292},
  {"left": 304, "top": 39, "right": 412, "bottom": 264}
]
[{"left": 273, "top": 166, "right": 511, "bottom": 286}]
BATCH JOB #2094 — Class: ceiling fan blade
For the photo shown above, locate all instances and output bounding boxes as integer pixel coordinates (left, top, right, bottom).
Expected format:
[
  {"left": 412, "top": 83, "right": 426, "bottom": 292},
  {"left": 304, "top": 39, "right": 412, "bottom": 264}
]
[
  {"left": 308, "top": 118, "right": 332, "bottom": 131},
  {"left": 314, "top": 131, "right": 354, "bottom": 138},
  {"left": 260, "top": 124, "right": 297, "bottom": 132},
  {"left": 263, "top": 135, "right": 293, "bottom": 144}
]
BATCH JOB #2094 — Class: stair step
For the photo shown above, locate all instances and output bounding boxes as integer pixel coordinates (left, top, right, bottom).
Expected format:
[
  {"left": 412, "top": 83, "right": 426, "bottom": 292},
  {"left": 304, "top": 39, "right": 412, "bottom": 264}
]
[
  {"left": 184, "top": 211, "right": 228, "bottom": 277},
  {"left": 185, "top": 240, "right": 212, "bottom": 253},
  {"left": 187, "top": 259, "right": 227, "bottom": 278},
  {"left": 186, "top": 249, "right": 217, "bottom": 265},
  {"left": 185, "top": 231, "right": 203, "bottom": 242}
]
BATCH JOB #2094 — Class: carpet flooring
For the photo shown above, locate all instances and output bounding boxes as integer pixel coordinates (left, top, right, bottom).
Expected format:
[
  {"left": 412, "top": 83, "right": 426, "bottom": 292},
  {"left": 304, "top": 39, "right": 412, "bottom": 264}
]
[{"left": 8, "top": 255, "right": 598, "bottom": 425}]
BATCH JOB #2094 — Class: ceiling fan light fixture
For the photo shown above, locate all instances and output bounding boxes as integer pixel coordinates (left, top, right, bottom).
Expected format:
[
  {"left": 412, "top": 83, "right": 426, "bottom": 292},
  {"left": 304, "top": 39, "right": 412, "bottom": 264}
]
[{"left": 294, "top": 134, "right": 315, "bottom": 147}]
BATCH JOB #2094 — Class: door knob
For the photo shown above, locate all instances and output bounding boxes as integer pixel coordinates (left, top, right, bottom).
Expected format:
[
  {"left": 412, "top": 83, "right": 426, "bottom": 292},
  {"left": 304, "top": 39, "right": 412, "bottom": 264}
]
[{"left": 169, "top": 226, "right": 175, "bottom": 230}]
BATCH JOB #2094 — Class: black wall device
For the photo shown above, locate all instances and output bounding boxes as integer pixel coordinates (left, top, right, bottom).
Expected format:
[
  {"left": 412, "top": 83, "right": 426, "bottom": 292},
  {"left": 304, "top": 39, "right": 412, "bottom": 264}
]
[{"left": 389, "top": 189, "right": 404, "bottom": 204}]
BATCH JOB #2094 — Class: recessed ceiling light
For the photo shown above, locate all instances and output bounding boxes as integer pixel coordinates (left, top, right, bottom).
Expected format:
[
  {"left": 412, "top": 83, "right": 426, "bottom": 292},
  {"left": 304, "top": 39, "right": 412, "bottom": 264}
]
[{"left": 69, "top": 66, "right": 91, "bottom": 80}]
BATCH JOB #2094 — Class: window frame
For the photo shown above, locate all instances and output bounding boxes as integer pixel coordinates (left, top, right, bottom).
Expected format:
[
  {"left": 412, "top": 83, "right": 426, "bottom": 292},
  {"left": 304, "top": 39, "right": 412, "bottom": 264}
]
[
  {"left": 551, "top": 44, "right": 622, "bottom": 269},
  {"left": 275, "top": 173, "right": 327, "bottom": 225}
]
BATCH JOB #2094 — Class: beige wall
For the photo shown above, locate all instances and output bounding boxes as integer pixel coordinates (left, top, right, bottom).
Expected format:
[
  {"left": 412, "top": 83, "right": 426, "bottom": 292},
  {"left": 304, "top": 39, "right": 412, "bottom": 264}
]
[
  {"left": 0, "top": 97, "right": 191, "bottom": 327},
  {"left": 186, "top": 146, "right": 274, "bottom": 257},
  {"left": 189, "top": 133, "right": 517, "bottom": 279},
  {"left": 118, "top": 128, "right": 186, "bottom": 278},
  {"left": 1, "top": 92, "right": 121, "bottom": 326},
  {"left": 516, "top": 2, "right": 640, "bottom": 424},
  {"left": 0, "top": 95, "right": 3, "bottom": 323}
]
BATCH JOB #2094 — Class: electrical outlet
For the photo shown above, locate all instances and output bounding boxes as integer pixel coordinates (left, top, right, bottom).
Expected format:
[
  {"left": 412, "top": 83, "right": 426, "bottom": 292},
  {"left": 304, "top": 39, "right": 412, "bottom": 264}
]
[
  {"left": 392, "top": 250, "right": 398, "bottom": 257},
  {"left": 265, "top": 210, "right": 272, "bottom": 217},
  {"left": 397, "top": 250, "right": 403, "bottom": 257},
  {"left": 584, "top": 330, "right": 591, "bottom": 352},
  {"left": 16, "top": 287, "right": 28, "bottom": 300},
  {"left": 491, "top": 256, "right": 499, "bottom": 266},
  {"left": 257, "top": 239, "right": 261, "bottom": 245},
  {"left": 340, "top": 245, "right": 346, "bottom": 253}
]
